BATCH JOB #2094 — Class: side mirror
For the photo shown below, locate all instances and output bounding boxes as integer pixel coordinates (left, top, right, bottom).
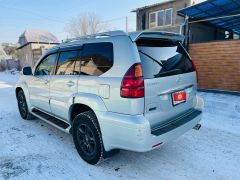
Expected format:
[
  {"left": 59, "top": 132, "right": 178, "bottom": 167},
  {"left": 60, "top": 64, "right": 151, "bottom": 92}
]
[{"left": 22, "top": 66, "right": 32, "bottom": 75}]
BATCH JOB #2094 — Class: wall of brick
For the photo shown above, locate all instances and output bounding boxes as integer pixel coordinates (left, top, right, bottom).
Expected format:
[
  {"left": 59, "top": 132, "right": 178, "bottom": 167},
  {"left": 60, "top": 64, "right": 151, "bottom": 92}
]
[{"left": 189, "top": 40, "right": 240, "bottom": 91}]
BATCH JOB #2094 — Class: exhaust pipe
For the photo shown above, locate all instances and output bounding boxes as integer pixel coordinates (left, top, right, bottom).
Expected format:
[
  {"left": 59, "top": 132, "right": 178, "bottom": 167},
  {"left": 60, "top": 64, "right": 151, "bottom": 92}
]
[{"left": 193, "top": 124, "right": 201, "bottom": 130}]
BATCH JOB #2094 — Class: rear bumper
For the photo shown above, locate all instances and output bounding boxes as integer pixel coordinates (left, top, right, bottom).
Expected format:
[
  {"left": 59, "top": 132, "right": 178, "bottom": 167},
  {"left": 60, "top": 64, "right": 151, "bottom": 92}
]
[{"left": 97, "top": 96, "right": 204, "bottom": 152}]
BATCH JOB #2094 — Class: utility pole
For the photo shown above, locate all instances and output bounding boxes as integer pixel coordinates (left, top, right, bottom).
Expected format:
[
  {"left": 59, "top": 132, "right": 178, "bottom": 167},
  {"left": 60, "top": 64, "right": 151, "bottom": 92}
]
[{"left": 126, "top": 16, "right": 128, "bottom": 33}]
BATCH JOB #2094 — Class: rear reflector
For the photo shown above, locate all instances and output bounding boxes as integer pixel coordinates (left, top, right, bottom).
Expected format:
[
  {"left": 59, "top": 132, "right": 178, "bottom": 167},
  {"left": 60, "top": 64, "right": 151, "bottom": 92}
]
[{"left": 120, "top": 63, "right": 144, "bottom": 98}]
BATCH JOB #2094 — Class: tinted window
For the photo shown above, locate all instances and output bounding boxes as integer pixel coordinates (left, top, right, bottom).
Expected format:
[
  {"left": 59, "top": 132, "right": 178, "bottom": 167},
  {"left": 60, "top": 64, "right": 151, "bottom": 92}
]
[
  {"left": 137, "top": 40, "right": 194, "bottom": 79},
  {"left": 56, "top": 51, "right": 80, "bottom": 75},
  {"left": 80, "top": 43, "right": 113, "bottom": 76},
  {"left": 35, "top": 53, "right": 57, "bottom": 76}
]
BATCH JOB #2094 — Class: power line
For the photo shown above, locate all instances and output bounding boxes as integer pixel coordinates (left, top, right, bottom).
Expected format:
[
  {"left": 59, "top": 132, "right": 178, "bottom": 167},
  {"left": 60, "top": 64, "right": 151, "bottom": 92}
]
[
  {"left": 0, "top": 3, "right": 132, "bottom": 41},
  {"left": 0, "top": 3, "right": 132, "bottom": 32},
  {"left": 0, "top": 5, "right": 63, "bottom": 24},
  {"left": 0, "top": 1, "right": 102, "bottom": 24},
  {"left": 100, "top": 16, "right": 126, "bottom": 23}
]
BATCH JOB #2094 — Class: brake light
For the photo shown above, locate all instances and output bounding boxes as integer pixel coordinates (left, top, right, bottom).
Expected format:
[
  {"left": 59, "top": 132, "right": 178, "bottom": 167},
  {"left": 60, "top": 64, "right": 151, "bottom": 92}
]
[
  {"left": 192, "top": 60, "right": 198, "bottom": 82},
  {"left": 120, "top": 63, "right": 144, "bottom": 98}
]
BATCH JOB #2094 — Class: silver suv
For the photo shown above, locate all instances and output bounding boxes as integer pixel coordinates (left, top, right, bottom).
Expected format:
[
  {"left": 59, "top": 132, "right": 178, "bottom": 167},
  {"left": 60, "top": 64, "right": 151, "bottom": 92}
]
[{"left": 16, "top": 31, "right": 204, "bottom": 164}]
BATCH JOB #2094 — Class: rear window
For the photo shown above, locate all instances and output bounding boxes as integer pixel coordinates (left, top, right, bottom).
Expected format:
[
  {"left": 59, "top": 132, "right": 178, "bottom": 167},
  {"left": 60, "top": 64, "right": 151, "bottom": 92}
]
[{"left": 137, "top": 39, "right": 194, "bottom": 79}]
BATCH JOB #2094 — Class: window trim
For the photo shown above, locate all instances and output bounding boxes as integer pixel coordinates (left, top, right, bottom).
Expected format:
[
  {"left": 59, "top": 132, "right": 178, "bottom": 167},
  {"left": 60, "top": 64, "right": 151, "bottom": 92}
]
[
  {"left": 156, "top": 10, "right": 165, "bottom": 27},
  {"left": 34, "top": 52, "right": 59, "bottom": 76},
  {"left": 149, "top": 12, "right": 157, "bottom": 29},
  {"left": 148, "top": 8, "right": 173, "bottom": 29}
]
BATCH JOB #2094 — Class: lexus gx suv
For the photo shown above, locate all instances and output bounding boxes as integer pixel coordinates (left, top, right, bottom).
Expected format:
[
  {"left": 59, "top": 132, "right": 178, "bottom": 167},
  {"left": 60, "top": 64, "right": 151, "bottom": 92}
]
[{"left": 16, "top": 31, "right": 204, "bottom": 164}]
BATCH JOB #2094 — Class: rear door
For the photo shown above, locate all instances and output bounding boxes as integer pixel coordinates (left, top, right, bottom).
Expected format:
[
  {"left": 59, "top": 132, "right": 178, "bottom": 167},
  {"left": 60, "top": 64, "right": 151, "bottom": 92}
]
[
  {"left": 50, "top": 50, "right": 81, "bottom": 121},
  {"left": 133, "top": 33, "right": 197, "bottom": 129}
]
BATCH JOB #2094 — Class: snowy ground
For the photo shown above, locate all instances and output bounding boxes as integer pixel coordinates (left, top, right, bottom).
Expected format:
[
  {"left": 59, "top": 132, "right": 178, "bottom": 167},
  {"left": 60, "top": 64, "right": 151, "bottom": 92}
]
[{"left": 0, "top": 72, "right": 239, "bottom": 180}]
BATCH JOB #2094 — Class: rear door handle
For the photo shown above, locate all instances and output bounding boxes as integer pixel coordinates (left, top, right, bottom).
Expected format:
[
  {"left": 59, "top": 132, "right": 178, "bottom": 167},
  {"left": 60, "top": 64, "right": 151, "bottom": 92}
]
[{"left": 66, "top": 81, "right": 75, "bottom": 87}]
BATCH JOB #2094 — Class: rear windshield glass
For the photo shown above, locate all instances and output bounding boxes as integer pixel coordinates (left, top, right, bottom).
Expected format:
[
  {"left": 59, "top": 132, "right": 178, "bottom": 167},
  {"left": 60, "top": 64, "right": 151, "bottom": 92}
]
[{"left": 137, "top": 39, "right": 194, "bottom": 79}]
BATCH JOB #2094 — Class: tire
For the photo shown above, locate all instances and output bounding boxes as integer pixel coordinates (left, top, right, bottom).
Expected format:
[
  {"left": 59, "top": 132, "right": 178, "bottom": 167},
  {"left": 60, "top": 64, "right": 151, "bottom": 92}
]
[
  {"left": 72, "top": 111, "right": 104, "bottom": 165},
  {"left": 17, "top": 90, "right": 35, "bottom": 120}
]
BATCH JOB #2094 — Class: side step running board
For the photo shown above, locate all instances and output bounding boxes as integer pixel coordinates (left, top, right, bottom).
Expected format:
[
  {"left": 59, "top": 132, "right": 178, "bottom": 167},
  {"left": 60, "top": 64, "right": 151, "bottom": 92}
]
[{"left": 32, "top": 108, "right": 71, "bottom": 134}]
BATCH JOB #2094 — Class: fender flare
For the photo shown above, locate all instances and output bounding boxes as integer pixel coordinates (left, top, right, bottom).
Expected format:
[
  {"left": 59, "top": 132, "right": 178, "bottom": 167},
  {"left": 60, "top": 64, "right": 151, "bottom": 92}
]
[{"left": 67, "top": 92, "right": 108, "bottom": 122}]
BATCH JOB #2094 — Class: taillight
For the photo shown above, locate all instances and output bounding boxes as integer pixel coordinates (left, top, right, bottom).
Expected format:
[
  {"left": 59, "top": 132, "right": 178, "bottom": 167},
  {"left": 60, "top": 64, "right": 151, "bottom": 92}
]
[
  {"left": 120, "top": 63, "right": 144, "bottom": 98},
  {"left": 192, "top": 60, "right": 198, "bottom": 82}
]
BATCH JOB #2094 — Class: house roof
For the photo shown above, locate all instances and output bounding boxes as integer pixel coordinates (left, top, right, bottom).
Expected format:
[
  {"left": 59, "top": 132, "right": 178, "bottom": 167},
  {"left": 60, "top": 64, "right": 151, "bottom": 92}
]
[
  {"left": 18, "top": 29, "right": 59, "bottom": 48},
  {"left": 178, "top": 0, "right": 240, "bottom": 34},
  {"left": 131, "top": 0, "right": 177, "bottom": 12}
]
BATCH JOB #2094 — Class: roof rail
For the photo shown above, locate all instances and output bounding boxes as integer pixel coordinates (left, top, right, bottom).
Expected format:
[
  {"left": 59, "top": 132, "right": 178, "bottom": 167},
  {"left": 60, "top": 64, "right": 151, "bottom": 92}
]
[{"left": 64, "top": 30, "right": 127, "bottom": 43}]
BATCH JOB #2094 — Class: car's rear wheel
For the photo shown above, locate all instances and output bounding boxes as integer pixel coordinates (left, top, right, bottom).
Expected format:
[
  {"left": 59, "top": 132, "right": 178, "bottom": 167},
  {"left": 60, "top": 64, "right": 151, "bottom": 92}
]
[
  {"left": 17, "top": 90, "right": 34, "bottom": 120},
  {"left": 72, "top": 111, "right": 103, "bottom": 165}
]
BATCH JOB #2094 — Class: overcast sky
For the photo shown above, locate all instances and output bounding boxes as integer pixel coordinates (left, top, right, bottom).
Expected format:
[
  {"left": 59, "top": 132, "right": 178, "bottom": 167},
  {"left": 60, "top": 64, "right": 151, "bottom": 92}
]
[{"left": 0, "top": 0, "right": 165, "bottom": 43}]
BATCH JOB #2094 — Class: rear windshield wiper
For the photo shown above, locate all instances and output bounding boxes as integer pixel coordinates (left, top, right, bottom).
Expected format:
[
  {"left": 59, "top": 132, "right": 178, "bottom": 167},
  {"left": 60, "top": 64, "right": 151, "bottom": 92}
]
[{"left": 138, "top": 50, "right": 167, "bottom": 71}]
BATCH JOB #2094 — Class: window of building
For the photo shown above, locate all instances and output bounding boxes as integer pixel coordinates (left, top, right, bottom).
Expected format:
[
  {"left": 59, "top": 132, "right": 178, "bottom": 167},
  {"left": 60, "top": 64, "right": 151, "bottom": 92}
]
[
  {"left": 56, "top": 51, "right": 80, "bottom": 75},
  {"left": 165, "top": 8, "right": 173, "bottom": 25},
  {"left": 80, "top": 43, "right": 113, "bottom": 76},
  {"left": 149, "top": 12, "right": 157, "bottom": 28},
  {"left": 157, "top": 10, "right": 164, "bottom": 26},
  {"left": 32, "top": 48, "right": 42, "bottom": 60},
  {"left": 149, "top": 8, "right": 173, "bottom": 28},
  {"left": 35, "top": 53, "right": 57, "bottom": 76}
]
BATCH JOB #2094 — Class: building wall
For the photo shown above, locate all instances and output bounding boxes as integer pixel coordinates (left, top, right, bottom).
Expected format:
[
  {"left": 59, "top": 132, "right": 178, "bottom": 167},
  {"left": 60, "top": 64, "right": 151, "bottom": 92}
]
[
  {"left": 17, "top": 43, "right": 57, "bottom": 69},
  {"left": 188, "top": 23, "right": 226, "bottom": 44},
  {"left": 135, "top": 0, "right": 205, "bottom": 34},
  {"left": 136, "top": 0, "right": 200, "bottom": 33},
  {"left": 189, "top": 40, "right": 240, "bottom": 91},
  {"left": 31, "top": 43, "right": 55, "bottom": 65},
  {"left": 17, "top": 44, "right": 33, "bottom": 69},
  {"left": 191, "top": 0, "right": 204, "bottom": 5}
]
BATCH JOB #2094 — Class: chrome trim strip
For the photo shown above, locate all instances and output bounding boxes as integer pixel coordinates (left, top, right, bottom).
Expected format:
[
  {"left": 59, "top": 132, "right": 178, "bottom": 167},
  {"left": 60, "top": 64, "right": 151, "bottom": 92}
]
[{"left": 157, "top": 85, "right": 194, "bottom": 96}]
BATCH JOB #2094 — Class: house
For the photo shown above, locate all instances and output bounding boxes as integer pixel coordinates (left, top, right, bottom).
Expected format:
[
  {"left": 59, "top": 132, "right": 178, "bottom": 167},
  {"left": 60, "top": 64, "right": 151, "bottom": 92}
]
[
  {"left": 0, "top": 45, "right": 9, "bottom": 60},
  {"left": 17, "top": 29, "right": 59, "bottom": 69},
  {"left": 0, "top": 45, "right": 19, "bottom": 71},
  {"left": 132, "top": 0, "right": 204, "bottom": 34},
  {"left": 1, "top": 42, "right": 18, "bottom": 59}
]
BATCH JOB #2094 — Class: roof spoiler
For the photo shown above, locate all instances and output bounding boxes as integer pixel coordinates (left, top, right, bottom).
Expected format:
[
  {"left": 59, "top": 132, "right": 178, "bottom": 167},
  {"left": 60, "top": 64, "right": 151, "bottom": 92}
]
[{"left": 129, "top": 31, "right": 185, "bottom": 43}]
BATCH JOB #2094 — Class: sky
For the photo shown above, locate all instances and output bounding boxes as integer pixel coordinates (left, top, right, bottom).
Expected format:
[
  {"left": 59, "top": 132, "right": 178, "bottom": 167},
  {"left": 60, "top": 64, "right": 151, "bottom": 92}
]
[{"left": 0, "top": 0, "right": 164, "bottom": 43}]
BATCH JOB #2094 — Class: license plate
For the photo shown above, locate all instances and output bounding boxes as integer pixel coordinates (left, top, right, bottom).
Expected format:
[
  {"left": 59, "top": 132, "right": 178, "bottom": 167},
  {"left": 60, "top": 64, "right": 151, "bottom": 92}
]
[{"left": 172, "top": 90, "right": 186, "bottom": 106}]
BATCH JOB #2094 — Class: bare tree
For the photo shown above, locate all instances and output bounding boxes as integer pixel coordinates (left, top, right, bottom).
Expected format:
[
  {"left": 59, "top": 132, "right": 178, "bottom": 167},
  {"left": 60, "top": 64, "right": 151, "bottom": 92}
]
[{"left": 66, "top": 13, "right": 106, "bottom": 37}]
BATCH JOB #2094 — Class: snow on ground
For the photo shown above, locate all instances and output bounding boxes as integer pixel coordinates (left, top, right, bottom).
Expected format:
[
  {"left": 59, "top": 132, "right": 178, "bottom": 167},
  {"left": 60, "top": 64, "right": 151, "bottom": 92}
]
[{"left": 0, "top": 72, "right": 239, "bottom": 180}]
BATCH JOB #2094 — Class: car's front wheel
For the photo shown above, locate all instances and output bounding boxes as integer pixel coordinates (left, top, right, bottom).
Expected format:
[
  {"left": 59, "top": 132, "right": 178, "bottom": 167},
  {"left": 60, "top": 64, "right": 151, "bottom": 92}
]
[
  {"left": 72, "top": 111, "right": 104, "bottom": 165},
  {"left": 17, "top": 90, "right": 34, "bottom": 120}
]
